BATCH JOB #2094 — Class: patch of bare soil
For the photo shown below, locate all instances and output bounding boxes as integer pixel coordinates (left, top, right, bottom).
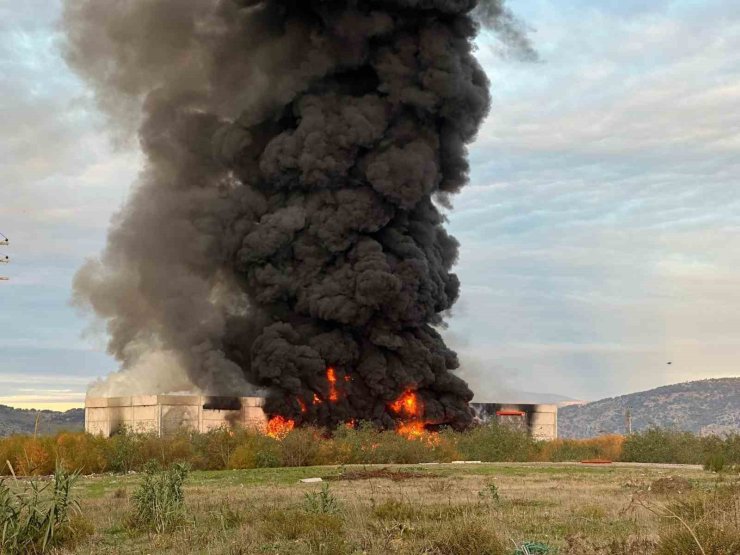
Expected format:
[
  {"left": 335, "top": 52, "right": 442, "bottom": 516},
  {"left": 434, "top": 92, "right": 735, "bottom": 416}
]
[
  {"left": 649, "top": 475, "right": 693, "bottom": 494},
  {"left": 324, "top": 467, "right": 438, "bottom": 482}
]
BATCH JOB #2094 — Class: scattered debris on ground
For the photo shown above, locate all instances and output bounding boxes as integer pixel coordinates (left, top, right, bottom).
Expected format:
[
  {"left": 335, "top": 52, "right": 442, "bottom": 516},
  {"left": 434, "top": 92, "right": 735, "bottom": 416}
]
[{"left": 514, "top": 541, "right": 551, "bottom": 554}]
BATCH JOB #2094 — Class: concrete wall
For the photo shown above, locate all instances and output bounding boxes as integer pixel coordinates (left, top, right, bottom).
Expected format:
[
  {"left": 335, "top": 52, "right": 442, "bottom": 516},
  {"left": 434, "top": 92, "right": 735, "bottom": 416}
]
[
  {"left": 87, "top": 396, "right": 557, "bottom": 441},
  {"left": 85, "top": 395, "right": 267, "bottom": 437},
  {"left": 470, "top": 403, "right": 558, "bottom": 440}
]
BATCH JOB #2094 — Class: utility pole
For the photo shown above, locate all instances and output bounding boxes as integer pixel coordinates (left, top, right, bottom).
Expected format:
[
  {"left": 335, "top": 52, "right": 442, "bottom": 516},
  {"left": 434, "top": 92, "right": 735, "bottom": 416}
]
[
  {"left": 624, "top": 407, "right": 632, "bottom": 435},
  {"left": 1, "top": 232, "right": 8, "bottom": 281}
]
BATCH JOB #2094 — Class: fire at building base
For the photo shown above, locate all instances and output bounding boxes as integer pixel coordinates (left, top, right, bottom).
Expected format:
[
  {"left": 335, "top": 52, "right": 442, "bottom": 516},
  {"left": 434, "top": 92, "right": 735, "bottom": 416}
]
[{"left": 85, "top": 396, "right": 557, "bottom": 441}]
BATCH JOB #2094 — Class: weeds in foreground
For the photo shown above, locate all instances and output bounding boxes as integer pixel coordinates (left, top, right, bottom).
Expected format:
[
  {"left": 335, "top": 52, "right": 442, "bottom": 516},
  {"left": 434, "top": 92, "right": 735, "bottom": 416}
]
[
  {"left": 631, "top": 483, "right": 740, "bottom": 555},
  {"left": 303, "top": 483, "right": 341, "bottom": 515},
  {"left": 426, "top": 516, "right": 506, "bottom": 555},
  {"left": 129, "top": 462, "right": 189, "bottom": 534},
  {"left": 0, "top": 464, "right": 84, "bottom": 554},
  {"left": 258, "top": 507, "right": 346, "bottom": 554},
  {"left": 478, "top": 481, "right": 501, "bottom": 504}
]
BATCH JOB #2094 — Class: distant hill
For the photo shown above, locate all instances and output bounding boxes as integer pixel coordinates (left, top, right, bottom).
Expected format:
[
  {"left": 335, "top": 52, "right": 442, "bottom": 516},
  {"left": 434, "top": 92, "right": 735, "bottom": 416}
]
[
  {"left": 558, "top": 378, "right": 740, "bottom": 438},
  {"left": 0, "top": 405, "right": 84, "bottom": 437}
]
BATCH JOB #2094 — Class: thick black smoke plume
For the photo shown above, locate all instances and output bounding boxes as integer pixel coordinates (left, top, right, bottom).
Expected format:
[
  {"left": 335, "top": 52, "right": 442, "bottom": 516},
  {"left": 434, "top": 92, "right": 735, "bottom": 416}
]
[{"left": 64, "top": 0, "right": 529, "bottom": 430}]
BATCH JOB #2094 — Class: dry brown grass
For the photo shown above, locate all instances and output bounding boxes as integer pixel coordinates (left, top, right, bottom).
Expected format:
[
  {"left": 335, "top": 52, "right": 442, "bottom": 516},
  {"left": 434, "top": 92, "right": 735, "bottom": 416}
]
[{"left": 45, "top": 462, "right": 740, "bottom": 554}]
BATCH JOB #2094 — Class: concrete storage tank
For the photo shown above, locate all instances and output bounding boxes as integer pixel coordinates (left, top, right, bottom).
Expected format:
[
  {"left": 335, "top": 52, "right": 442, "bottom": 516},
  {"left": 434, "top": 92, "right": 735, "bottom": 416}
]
[
  {"left": 470, "top": 402, "right": 558, "bottom": 440},
  {"left": 85, "top": 395, "right": 267, "bottom": 437}
]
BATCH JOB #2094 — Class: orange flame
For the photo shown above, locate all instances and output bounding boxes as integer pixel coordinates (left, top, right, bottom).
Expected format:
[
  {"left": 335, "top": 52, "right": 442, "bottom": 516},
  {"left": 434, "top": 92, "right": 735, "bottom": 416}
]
[
  {"left": 313, "top": 393, "right": 322, "bottom": 405},
  {"left": 396, "top": 421, "right": 425, "bottom": 438},
  {"left": 266, "top": 416, "right": 295, "bottom": 439},
  {"left": 390, "top": 390, "right": 421, "bottom": 417},
  {"left": 389, "top": 389, "right": 430, "bottom": 439},
  {"left": 297, "top": 397, "right": 307, "bottom": 414},
  {"left": 326, "top": 367, "right": 339, "bottom": 402}
]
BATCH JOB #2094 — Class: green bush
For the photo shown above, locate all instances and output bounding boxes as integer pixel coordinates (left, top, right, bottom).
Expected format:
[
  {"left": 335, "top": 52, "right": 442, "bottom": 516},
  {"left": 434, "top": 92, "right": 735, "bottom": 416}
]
[
  {"left": 704, "top": 453, "right": 726, "bottom": 473},
  {"left": 3, "top": 425, "right": 740, "bottom": 475},
  {"left": 303, "top": 483, "right": 340, "bottom": 515},
  {"left": 107, "top": 428, "right": 145, "bottom": 473},
  {"left": 622, "top": 428, "right": 706, "bottom": 465},
  {"left": 621, "top": 429, "right": 740, "bottom": 466},
  {"left": 130, "top": 462, "right": 189, "bottom": 534},
  {"left": 478, "top": 481, "right": 500, "bottom": 503},
  {"left": 0, "top": 465, "right": 82, "bottom": 554},
  {"left": 454, "top": 423, "right": 536, "bottom": 462},
  {"left": 279, "top": 427, "right": 322, "bottom": 467}
]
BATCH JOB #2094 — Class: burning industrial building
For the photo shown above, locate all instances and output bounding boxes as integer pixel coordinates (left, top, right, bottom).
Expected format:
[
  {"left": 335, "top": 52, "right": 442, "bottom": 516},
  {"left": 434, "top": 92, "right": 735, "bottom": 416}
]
[{"left": 65, "top": 0, "right": 535, "bottom": 435}]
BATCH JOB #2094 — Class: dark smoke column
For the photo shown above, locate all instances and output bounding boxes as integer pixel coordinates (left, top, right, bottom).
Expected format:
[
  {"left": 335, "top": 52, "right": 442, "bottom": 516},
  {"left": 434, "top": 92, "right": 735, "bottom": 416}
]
[{"left": 64, "top": 0, "right": 513, "bottom": 430}]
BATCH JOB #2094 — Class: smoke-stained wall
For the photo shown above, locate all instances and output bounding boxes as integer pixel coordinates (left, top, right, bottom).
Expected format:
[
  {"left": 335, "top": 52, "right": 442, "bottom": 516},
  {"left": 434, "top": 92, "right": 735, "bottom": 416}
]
[{"left": 63, "top": 0, "right": 533, "bottom": 430}]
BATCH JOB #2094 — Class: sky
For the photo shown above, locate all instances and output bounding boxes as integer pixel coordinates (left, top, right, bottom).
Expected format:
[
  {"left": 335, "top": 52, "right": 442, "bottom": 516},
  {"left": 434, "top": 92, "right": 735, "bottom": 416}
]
[{"left": 1, "top": 1, "right": 738, "bottom": 410}]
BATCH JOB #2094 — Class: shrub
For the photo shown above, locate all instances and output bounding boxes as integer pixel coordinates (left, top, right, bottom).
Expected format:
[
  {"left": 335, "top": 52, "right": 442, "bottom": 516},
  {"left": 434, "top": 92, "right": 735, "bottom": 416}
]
[
  {"left": 622, "top": 429, "right": 702, "bottom": 464},
  {"left": 704, "top": 453, "right": 726, "bottom": 473},
  {"left": 130, "top": 462, "right": 189, "bottom": 534},
  {"left": 279, "top": 427, "right": 322, "bottom": 467},
  {"left": 107, "top": 428, "right": 145, "bottom": 473},
  {"left": 478, "top": 481, "right": 500, "bottom": 504},
  {"left": 190, "top": 428, "right": 239, "bottom": 470},
  {"left": 537, "top": 434, "right": 624, "bottom": 462},
  {"left": 55, "top": 432, "right": 108, "bottom": 474},
  {"left": 372, "top": 499, "right": 420, "bottom": 521},
  {"left": 222, "top": 428, "right": 281, "bottom": 469},
  {"left": 454, "top": 423, "right": 536, "bottom": 462},
  {"left": 303, "top": 484, "right": 340, "bottom": 515},
  {"left": 2, "top": 425, "right": 740, "bottom": 474},
  {"left": 0, "top": 465, "right": 82, "bottom": 553}
]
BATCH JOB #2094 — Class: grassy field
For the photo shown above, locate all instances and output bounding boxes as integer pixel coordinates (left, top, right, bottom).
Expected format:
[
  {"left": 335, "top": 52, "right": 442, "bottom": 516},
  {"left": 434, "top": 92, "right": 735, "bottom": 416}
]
[{"left": 44, "top": 461, "right": 739, "bottom": 554}]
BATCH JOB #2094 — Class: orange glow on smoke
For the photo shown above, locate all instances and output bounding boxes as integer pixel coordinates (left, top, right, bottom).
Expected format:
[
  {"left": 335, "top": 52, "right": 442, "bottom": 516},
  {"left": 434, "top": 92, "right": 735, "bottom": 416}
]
[
  {"left": 389, "top": 389, "right": 430, "bottom": 439},
  {"left": 326, "top": 367, "right": 339, "bottom": 402},
  {"left": 390, "top": 390, "right": 421, "bottom": 418},
  {"left": 266, "top": 416, "right": 295, "bottom": 439},
  {"left": 297, "top": 397, "right": 307, "bottom": 414}
]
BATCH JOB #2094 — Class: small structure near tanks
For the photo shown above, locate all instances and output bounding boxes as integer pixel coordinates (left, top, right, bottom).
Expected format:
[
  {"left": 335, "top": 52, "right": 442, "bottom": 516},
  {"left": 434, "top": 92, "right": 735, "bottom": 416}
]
[
  {"left": 85, "top": 395, "right": 267, "bottom": 437},
  {"left": 470, "top": 402, "right": 558, "bottom": 440}
]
